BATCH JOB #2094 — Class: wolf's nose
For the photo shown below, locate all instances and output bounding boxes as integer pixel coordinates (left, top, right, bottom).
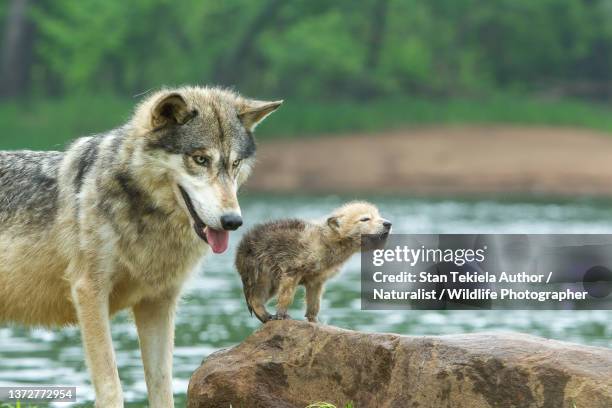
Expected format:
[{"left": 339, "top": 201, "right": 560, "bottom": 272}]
[
  {"left": 221, "top": 214, "right": 243, "bottom": 231},
  {"left": 383, "top": 220, "right": 392, "bottom": 229}
]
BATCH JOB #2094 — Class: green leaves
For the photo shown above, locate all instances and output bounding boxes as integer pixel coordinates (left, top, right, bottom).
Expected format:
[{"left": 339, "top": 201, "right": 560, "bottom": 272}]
[{"left": 7, "top": 0, "right": 612, "bottom": 99}]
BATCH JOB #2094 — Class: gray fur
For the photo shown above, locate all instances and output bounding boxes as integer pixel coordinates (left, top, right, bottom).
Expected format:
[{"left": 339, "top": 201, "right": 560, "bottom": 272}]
[
  {"left": 145, "top": 100, "right": 255, "bottom": 160},
  {"left": 0, "top": 88, "right": 271, "bottom": 238},
  {"left": 74, "top": 136, "right": 101, "bottom": 191},
  {"left": 0, "top": 150, "right": 62, "bottom": 225},
  {"left": 96, "top": 170, "right": 167, "bottom": 235},
  {"left": 0, "top": 85, "right": 283, "bottom": 406}
]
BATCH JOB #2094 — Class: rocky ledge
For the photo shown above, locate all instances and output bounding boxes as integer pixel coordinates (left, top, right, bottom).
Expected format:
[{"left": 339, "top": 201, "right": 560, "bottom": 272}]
[{"left": 187, "top": 320, "right": 612, "bottom": 408}]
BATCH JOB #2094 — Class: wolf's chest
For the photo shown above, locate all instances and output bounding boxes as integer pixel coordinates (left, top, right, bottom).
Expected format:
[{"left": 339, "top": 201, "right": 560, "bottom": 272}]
[{"left": 113, "top": 221, "right": 207, "bottom": 293}]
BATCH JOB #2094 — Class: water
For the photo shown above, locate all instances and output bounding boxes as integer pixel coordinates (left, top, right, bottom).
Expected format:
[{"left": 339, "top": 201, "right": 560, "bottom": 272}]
[{"left": 1, "top": 194, "right": 611, "bottom": 407}]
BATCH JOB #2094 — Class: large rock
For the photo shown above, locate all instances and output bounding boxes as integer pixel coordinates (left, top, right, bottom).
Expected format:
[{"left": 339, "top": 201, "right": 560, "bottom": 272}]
[{"left": 188, "top": 321, "right": 612, "bottom": 408}]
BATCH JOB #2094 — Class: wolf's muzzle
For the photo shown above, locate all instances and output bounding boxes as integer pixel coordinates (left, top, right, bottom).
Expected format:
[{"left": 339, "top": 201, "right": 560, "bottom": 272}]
[
  {"left": 220, "top": 214, "right": 243, "bottom": 231},
  {"left": 178, "top": 185, "right": 209, "bottom": 242}
]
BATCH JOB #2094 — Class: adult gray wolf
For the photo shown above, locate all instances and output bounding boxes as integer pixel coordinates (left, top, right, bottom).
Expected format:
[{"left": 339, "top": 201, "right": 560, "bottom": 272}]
[
  {"left": 0, "top": 86, "right": 282, "bottom": 407},
  {"left": 235, "top": 201, "right": 391, "bottom": 323}
]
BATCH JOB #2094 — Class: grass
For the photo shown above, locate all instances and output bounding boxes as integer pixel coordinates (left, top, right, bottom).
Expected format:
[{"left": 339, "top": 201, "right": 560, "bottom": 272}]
[
  {"left": 0, "top": 94, "right": 134, "bottom": 151},
  {"left": 263, "top": 94, "right": 612, "bottom": 137},
  {"left": 1, "top": 93, "right": 612, "bottom": 151}
]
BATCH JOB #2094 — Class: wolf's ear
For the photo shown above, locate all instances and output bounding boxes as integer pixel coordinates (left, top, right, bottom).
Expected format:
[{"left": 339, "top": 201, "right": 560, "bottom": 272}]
[
  {"left": 327, "top": 216, "right": 340, "bottom": 230},
  {"left": 238, "top": 99, "right": 283, "bottom": 131},
  {"left": 151, "top": 93, "right": 192, "bottom": 129}
]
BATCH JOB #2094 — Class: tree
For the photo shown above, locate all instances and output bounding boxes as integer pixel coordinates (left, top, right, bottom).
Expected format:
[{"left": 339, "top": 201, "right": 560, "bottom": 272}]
[
  {"left": 214, "top": 0, "right": 284, "bottom": 86},
  {"left": 0, "top": 0, "right": 36, "bottom": 98},
  {"left": 364, "top": 0, "right": 389, "bottom": 72}
]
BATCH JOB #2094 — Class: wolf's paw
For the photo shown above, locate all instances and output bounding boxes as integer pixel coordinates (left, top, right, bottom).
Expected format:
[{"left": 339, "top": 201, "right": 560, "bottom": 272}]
[
  {"left": 306, "top": 315, "right": 319, "bottom": 323},
  {"left": 271, "top": 312, "right": 291, "bottom": 321}
]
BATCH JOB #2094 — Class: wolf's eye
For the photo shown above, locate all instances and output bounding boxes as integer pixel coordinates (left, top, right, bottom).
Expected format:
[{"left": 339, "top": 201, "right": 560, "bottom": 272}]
[
  {"left": 360, "top": 217, "right": 371, "bottom": 222},
  {"left": 193, "top": 155, "right": 210, "bottom": 167},
  {"left": 232, "top": 159, "right": 242, "bottom": 168}
]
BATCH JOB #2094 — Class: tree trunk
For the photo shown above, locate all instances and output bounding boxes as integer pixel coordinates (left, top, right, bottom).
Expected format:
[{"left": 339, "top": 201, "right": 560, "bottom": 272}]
[
  {"left": 1, "top": 0, "right": 35, "bottom": 98},
  {"left": 364, "top": 0, "right": 389, "bottom": 72},
  {"left": 215, "top": 0, "right": 283, "bottom": 86}
]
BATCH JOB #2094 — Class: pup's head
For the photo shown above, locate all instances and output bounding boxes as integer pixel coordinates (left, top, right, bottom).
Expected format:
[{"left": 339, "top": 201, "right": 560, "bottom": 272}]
[
  {"left": 132, "top": 86, "right": 282, "bottom": 254},
  {"left": 325, "top": 201, "right": 391, "bottom": 250}
]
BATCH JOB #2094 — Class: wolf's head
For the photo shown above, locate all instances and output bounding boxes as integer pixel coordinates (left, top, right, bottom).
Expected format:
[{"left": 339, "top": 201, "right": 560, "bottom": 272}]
[{"left": 131, "top": 86, "right": 282, "bottom": 254}]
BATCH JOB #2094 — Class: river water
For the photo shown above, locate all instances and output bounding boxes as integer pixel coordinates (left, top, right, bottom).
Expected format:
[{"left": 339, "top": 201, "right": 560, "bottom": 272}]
[{"left": 1, "top": 194, "right": 610, "bottom": 407}]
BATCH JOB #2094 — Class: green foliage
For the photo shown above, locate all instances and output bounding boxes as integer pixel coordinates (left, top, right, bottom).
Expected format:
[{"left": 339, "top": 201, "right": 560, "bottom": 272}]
[
  {"left": 3, "top": 0, "right": 612, "bottom": 150},
  {"left": 5, "top": 0, "right": 612, "bottom": 99},
  {"left": 0, "top": 94, "right": 132, "bottom": 150},
  {"left": 0, "top": 403, "right": 44, "bottom": 408},
  {"left": 3, "top": 93, "right": 612, "bottom": 150}
]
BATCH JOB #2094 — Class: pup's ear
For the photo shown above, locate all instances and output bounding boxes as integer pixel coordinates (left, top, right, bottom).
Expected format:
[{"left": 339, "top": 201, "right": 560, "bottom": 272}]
[
  {"left": 327, "top": 216, "right": 340, "bottom": 230},
  {"left": 151, "top": 93, "right": 192, "bottom": 129},
  {"left": 239, "top": 99, "right": 283, "bottom": 131}
]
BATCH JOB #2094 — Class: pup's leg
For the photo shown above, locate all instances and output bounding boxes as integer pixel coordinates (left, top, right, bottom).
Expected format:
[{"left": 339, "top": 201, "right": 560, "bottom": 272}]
[
  {"left": 133, "top": 293, "right": 178, "bottom": 408},
  {"left": 305, "top": 280, "right": 324, "bottom": 323},
  {"left": 273, "top": 275, "right": 299, "bottom": 320},
  {"left": 71, "top": 276, "right": 123, "bottom": 408}
]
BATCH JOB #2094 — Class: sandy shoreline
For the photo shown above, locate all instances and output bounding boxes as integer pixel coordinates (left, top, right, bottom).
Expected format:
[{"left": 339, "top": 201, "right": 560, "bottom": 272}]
[{"left": 246, "top": 125, "right": 612, "bottom": 197}]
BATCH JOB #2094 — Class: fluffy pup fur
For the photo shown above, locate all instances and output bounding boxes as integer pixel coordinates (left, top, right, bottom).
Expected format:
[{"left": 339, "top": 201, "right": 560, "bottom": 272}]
[{"left": 235, "top": 201, "right": 391, "bottom": 323}]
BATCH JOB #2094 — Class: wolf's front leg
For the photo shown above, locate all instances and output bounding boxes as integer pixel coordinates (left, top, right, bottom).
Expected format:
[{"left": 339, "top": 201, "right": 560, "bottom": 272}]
[
  {"left": 133, "top": 293, "right": 178, "bottom": 408},
  {"left": 305, "top": 280, "right": 324, "bottom": 323},
  {"left": 71, "top": 277, "right": 123, "bottom": 408}
]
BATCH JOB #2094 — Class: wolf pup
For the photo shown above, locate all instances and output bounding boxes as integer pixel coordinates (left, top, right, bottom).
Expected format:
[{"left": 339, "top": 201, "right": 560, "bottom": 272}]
[
  {"left": 0, "top": 86, "right": 281, "bottom": 408},
  {"left": 236, "top": 201, "right": 391, "bottom": 323}
]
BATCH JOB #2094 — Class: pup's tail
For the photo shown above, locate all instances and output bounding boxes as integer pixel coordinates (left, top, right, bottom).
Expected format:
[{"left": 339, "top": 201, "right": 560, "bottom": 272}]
[
  {"left": 240, "top": 269, "right": 257, "bottom": 318},
  {"left": 237, "top": 259, "right": 266, "bottom": 321},
  {"left": 243, "top": 277, "right": 270, "bottom": 323},
  {"left": 244, "top": 290, "right": 269, "bottom": 323}
]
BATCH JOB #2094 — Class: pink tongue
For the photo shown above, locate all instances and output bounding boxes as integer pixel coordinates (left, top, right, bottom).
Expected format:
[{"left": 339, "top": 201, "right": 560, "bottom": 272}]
[{"left": 204, "top": 227, "right": 229, "bottom": 254}]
